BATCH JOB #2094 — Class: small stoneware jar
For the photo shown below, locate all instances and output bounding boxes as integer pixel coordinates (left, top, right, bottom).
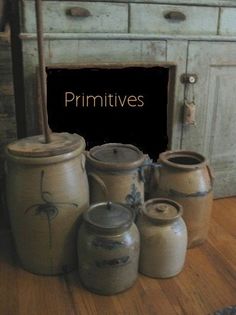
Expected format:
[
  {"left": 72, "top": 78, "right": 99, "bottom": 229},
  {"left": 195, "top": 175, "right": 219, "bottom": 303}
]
[
  {"left": 86, "top": 143, "right": 145, "bottom": 218},
  {"left": 78, "top": 201, "right": 140, "bottom": 295},
  {"left": 137, "top": 198, "right": 187, "bottom": 278}
]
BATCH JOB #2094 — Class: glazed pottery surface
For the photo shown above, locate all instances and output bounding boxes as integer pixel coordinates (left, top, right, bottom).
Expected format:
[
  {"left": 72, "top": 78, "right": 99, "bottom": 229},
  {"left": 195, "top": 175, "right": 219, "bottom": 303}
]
[
  {"left": 149, "top": 150, "right": 214, "bottom": 248},
  {"left": 78, "top": 201, "right": 140, "bottom": 295},
  {"left": 5, "top": 132, "right": 89, "bottom": 275},
  {"left": 86, "top": 143, "right": 145, "bottom": 217},
  {"left": 137, "top": 198, "right": 187, "bottom": 278}
]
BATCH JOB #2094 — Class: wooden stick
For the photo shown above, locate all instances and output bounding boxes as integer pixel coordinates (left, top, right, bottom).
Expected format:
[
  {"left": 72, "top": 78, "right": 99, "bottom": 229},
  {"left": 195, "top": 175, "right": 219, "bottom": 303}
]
[{"left": 35, "top": 0, "right": 51, "bottom": 143}]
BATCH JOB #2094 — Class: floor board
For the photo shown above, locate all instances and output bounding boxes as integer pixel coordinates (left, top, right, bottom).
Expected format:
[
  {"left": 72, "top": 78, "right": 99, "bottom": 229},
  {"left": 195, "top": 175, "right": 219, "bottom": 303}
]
[{"left": 0, "top": 198, "right": 235, "bottom": 315}]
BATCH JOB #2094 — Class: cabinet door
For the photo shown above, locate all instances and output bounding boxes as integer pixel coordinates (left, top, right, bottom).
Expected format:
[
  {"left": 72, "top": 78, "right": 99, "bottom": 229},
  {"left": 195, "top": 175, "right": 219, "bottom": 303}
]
[{"left": 182, "top": 42, "right": 236, "bottom": 197}]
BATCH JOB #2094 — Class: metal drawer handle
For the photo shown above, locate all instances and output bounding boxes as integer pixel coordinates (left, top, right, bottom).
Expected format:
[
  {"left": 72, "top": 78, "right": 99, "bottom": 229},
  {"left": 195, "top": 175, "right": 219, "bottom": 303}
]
[
  {"left": 67, "top": 7, "right": 92, "bottom": 17},
  {"left": 164, "top": 11, "right": 186, "bottom": 22}
]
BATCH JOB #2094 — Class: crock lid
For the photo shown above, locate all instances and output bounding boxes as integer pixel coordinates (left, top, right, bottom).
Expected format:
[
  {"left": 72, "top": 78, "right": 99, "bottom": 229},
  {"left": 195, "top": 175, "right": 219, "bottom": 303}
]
[
  {"left": 88, "top": 143, "right": 144, "bottom": 170},
  {"left": 143, "top": 198, "right": 182, "bottom": 224},
  {"left": 7, "top": 132, "right": 85, "bottom": 157},
  {"left": 159, "top": 150, "right": 207, "bottom": 170},
  {"left": 84, "top": 202, "right": 133, "bottom": 233}
]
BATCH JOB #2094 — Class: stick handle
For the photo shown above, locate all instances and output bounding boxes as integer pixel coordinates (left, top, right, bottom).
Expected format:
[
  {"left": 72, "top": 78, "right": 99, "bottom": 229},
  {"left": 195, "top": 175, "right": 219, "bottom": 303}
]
[{"left": 35, "top": 0, "right": 51, "bottom": 143}]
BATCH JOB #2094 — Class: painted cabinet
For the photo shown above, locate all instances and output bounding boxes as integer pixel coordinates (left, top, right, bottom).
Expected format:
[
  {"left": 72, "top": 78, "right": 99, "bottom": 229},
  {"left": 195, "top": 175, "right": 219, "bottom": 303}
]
[
  {"left": 130, "top": 4, "right": 219, "bottom": 35},
  {"left": 182, "top": 41, "right": 236, "bottom": 197},
  {"left": 12, "top": 0, "right": 236, "bottom": 197},
  {"left": 23, "top": 1, "right": 129, "bottom": 33}
]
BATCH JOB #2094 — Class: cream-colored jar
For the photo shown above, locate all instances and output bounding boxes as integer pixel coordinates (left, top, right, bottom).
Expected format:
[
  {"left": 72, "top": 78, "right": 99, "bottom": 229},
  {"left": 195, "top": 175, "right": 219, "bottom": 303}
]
[
  {"left": 86, "top": 143, "right": 145, "bottom": 218},
  {"left": 5, "top": 133, "right": 89, "bottom": 275},
  {"left": 149, "top": 150, "right": 214, "bottom": 248},
  {"left": 78, "top": 202, "right": 140, "bottom": 295},
  {"left": 138, "top": 198, "right": 187, "bottom": 278}
]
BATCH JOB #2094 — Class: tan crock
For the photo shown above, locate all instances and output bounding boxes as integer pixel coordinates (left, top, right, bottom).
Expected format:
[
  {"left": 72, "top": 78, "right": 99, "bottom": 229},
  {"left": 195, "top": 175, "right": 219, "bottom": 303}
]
[
  {"left": 137, "top": 198, "right": 187, "bottom": 278},
  {"left": 78, "top": 201, "right": 140, "bottom": 295},
  {"left": 86, "top": 143, "right": 145, "bottom": 218},
  {"left": 149, "top": 150, "right": 214, "bottom": 248},
  {"left": 5, "top": 132, "right": 89, "bottom": 275}
]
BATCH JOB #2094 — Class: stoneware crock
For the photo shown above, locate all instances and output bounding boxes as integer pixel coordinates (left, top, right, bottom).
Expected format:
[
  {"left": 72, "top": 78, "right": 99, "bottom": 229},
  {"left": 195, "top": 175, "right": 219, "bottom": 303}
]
[
  {"left": 137, "top": 198, "right": 187, "bottom": 278},
  {"left": 149, "top": 150, "right": 214, "bottom": 248},
  {"left": 5, "top": 132, "right": 89, "bottom": 275},
  {"left": 78, "top": 201, "right": 140, "bottom": 295},
  {"left": 86, "top": 143, "right": 145, "bottom": 218}
]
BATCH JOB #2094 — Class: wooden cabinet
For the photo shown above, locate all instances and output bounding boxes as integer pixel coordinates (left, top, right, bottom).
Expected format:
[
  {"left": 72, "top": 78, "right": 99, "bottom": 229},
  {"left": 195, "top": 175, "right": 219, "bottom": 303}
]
[
  {"left": 219, "top": 8, "right": 236, "bottom": 35},
  {"left": 130, "top": 4, "right": 219, "bottom": 35},
  {"left": 23, "top": 1, "right": 128, "bottom": 33},
  {"left": 20, "top": 38, "right": 167, "bottom": 137},
  {"left": 182, "top": 41, "right": 236, "bottom": 197},
  {"left": 13, "top": 0, "right": 236, "bottom": 198}
]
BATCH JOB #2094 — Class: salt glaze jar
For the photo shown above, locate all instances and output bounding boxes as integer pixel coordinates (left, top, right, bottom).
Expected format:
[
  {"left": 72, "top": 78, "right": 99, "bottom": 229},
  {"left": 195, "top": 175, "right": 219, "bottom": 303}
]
[
  {"left": 5, "top": 133, "right": 89, "bottom": 275},
  {"left": 86, "top": 143, "right": 145, "bottom": 217},
  {"left": 149, "top": 150, "right": 214, "bottom": 248},
  {"left": 78, "top": 201, "right": 140, "bottom": 295},
  {"left": 137, "top": 198, "right": 187, "bottom": 278}
]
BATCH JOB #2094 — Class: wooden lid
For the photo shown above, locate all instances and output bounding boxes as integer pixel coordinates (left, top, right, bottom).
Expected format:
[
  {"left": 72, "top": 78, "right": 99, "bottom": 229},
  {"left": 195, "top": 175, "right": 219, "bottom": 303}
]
[{"left": 7, "top": 132, "right": 85, "bottom": 157}]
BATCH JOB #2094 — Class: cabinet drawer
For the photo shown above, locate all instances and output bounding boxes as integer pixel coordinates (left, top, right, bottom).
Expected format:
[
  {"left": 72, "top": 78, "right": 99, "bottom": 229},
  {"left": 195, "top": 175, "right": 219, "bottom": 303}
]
[
  {"left": 23, "top": 1, "right": 128, "bottom": 33},
  {"left": 130, "top": 4, "right": 218, "bottom": 35},
  {"left": 219, "top": 8, "right": 236, "bottom": 35}
]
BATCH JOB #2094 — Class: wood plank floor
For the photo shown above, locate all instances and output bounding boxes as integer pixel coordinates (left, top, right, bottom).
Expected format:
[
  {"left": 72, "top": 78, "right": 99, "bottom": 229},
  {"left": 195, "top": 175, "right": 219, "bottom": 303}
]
[{"left": 0, "top": 197, "right": 235, "bottom": 315}]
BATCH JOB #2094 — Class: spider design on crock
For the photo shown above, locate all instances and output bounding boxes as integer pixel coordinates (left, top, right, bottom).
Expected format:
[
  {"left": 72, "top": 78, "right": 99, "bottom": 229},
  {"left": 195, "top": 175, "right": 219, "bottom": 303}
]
[{"left": 24, "top": 170, "right": 78, "bottom": 248}]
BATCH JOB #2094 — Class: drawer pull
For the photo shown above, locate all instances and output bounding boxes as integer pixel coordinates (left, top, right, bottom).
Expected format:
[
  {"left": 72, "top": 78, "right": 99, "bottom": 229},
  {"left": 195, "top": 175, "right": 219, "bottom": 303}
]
[
  {"left": 164, "top": 11, "right": 186, "bottom": 22},
  {"left": 67, "top": 7, "right": 92, "bottom": 17}
]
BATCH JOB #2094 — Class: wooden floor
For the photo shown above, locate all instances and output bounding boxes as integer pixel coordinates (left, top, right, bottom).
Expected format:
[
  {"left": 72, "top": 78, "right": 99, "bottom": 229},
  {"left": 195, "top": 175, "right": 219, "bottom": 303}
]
[{"left": 0, "top": 198, "right": 235, "bottom": 315}]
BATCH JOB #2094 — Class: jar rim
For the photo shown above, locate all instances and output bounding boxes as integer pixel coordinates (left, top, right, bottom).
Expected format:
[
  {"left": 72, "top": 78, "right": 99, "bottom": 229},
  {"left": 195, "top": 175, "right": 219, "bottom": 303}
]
[
  {"left": 6, "top": 132, "right": 85, "bottom": 159},
  {"left": 159, "top": 150, "right": 207, "bottom": 170},
  {"left": 87, "top": 143, "right": 145, "bottom": 171},
  {"left": 83, "top": 202, "right": 134, "bottom": 233}
]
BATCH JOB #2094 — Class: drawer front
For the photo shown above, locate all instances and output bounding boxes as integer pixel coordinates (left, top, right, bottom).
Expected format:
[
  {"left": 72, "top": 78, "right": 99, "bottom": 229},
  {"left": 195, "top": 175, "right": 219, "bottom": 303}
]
[
  {"left": 23, "top": 1, "right": 128, "bottom": 33},
  {"left": 219, "top": 8, "right": 236, "bottom": 35},
  {"left": 130, "top": 4, "right": 219, "bottom": 35}
]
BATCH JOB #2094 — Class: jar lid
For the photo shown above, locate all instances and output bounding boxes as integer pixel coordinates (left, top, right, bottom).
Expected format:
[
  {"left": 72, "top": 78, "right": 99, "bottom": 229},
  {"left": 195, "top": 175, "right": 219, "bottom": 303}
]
[
  {"left": 7, "top": 132, "right": 85, "bottom": 157},
  {"left": 84, "top": 202, "right": 133, "bottom": 233},
  {"left": 88, "top": 143, "right": 144, "bottom": 170},
  {"left": 143, "top": 198, "right": 183, "bottom": 224}
]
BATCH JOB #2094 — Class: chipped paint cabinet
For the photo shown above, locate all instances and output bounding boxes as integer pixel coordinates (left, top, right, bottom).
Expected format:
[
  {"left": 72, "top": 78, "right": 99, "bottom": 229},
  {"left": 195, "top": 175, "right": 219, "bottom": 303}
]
[
  {"left": 12, "top": 0, "right": 236, "bottom": 197},
  {"left": 182, "top": 42, "right": 236, "bottom": 197}
]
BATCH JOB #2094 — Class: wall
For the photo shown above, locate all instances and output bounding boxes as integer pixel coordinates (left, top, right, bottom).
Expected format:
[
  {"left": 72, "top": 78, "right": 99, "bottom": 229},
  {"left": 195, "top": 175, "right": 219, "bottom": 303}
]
[{"left": 0, "top": 30, "right": 17, "bottom": 228}]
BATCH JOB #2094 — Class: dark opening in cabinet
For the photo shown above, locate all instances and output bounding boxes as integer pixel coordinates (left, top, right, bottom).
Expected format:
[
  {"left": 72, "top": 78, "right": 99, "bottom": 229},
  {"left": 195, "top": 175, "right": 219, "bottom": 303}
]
[{"left": 47, "top": 65, "right": 169, "bottom": 159}]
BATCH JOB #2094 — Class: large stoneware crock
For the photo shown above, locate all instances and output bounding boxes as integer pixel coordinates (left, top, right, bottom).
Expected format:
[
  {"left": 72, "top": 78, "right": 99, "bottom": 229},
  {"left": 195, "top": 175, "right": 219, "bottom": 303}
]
[{"left": 5, "top": 132, "right": 89, "bottom": 275}]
